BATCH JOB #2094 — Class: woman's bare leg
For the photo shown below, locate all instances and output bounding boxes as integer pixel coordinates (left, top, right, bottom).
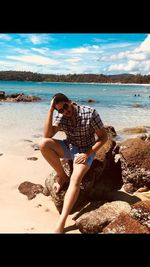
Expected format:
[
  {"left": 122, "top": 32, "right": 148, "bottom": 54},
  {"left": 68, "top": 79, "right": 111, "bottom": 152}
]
[
  {"left": 39, "top": 138, "right": 68, "bottom": 192},
  {"left": 53, "top": 163, "right": 90, "bottom": 233}
]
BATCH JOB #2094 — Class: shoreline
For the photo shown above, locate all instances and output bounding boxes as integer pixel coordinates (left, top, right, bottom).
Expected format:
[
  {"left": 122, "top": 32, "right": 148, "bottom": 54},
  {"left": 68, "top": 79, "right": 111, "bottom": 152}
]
[{"left": 0, "top": 80, "right": 150, "bottom": 86}]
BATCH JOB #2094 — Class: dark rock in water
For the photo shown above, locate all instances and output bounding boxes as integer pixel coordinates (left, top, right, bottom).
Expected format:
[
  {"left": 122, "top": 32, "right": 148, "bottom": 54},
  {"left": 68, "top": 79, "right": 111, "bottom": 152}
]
[
  {"left": 80, "top": 99, "right": 96, "bottom": 103},
  {"left": 132, "top": 104, "right": 143, "bottom": 108},
  {"left": 7, "top": 93, "right": 25, "bottom": 98},
  {"left": 0, "top": 92, "right": 41, "bottom": 102},
  {"left": 119, "top": 138, "right": 150, "bottom": 193},
  {"left": 26, "top": 157, "right": 38, "bottom": 161},
  {"left": 18, "top": 181, "right": 44, "bottom": 200},
  {"left": 121, "top": 126, "right": 147, "bottom": 134},
  {"left": 87, "top": 99, "right": 96, "bottom": 103},
  {"left": 0, "top": 91, "right": 5, "bottom": 99},
  {"left": 15, "top": 95, "right": 41, "bottom": 102}
]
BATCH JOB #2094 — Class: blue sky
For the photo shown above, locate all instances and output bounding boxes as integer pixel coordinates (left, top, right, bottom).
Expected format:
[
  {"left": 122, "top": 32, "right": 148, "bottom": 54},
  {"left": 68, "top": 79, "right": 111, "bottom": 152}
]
[{"left": 0, "top": 33, "right": 150, "bottom": 75}]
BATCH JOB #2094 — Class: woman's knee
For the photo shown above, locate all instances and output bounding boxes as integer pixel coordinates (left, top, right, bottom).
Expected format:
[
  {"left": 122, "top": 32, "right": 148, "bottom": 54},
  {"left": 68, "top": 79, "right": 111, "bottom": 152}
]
[{"left": 39, "top": 138, "right": 53, "bottom": 152}]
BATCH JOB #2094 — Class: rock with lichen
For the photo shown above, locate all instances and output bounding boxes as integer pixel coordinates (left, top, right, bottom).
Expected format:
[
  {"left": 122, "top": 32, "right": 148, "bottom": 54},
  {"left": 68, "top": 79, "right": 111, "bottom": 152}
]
[
  {"left": 75, "top": 201, "right": 131, "bottom": 233},
  {"left": 103, "top": 212, "right": 150, "bottom": 234},
  {"left": 119, "top": 138, "right": 150, "bottom": 193},
  {"left": 130, "top": 200, "right": 150, "bottom": 230}
]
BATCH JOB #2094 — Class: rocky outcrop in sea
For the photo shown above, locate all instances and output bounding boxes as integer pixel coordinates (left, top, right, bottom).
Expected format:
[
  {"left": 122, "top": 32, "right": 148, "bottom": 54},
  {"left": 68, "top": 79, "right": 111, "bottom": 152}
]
[{"left": 0, "top": 91, "right": 41, "bottom": 102}]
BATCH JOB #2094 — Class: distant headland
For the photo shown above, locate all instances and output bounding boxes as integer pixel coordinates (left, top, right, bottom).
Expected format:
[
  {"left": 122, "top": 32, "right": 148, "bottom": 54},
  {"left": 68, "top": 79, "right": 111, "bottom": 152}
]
[{"left": 0, "top": 71, "right": 150, "bottom": 84}]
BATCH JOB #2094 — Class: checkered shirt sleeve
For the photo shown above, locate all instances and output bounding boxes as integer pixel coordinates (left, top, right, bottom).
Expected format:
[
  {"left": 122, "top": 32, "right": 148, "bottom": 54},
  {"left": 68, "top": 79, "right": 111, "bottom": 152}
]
[{"left": 90, "top": 109, "right": 104, "bottom": 130}]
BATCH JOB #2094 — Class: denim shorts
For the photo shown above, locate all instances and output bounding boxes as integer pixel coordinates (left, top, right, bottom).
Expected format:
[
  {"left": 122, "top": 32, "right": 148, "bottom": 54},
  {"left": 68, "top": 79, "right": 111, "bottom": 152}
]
[{"left": 57, "top": 140, "right": 95, "bottom": 167}]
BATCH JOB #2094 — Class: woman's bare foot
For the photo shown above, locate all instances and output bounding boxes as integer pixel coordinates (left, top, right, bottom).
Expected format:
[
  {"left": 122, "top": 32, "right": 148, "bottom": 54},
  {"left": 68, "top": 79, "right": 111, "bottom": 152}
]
[
  {"left": 52, "top": 221, "right": 65, "bottom": 233},
  {"left": 53, "top": 227, "right": 64, "bottom": 233}
]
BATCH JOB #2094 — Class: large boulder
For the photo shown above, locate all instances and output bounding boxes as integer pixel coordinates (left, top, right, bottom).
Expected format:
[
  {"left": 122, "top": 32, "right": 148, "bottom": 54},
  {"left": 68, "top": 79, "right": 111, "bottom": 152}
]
[
  {"left": 103, "top": 212, "right": 150, "bottom": 234},
  {"left": 75, "top": 199, "right": 150, "bottom": 234},
  {"left": 130, "top": 200, "right": 150, "bottom": 230},
  {"left": 85, "top": 138, "right": 123, "bottom": 200},
  {"left": 75, "top": 201, "right": 131, "bottom": 233},
  {"left": 103, "top": 200, "right": 150, "bottom": 233},
  {"left": 119, "top": 138, "right": 150, "bottom": 193}
]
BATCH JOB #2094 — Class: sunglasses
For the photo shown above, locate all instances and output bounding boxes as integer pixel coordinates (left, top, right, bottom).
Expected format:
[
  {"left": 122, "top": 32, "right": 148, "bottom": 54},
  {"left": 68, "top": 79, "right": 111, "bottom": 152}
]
[{"left": 57, "top": 103, "right": 69, "bottom": 114}]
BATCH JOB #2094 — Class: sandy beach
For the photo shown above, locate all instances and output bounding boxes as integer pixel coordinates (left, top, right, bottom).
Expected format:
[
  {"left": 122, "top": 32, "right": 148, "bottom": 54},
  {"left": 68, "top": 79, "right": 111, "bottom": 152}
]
[{"left": 0, "top": 132, "right": 80, "bottom": 234}]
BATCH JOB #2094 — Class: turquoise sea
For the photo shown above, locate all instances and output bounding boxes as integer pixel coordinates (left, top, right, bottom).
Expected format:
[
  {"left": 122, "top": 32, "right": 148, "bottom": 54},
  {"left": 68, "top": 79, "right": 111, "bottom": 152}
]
[{"left": 0, "top": 80, "right": 150, "bottom": 151}]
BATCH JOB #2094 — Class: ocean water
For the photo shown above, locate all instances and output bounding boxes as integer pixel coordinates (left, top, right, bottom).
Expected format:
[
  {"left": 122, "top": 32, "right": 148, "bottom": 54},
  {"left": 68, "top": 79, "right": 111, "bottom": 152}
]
[{"left": 0, "top": 80, "right": 150, "bottom": 151}]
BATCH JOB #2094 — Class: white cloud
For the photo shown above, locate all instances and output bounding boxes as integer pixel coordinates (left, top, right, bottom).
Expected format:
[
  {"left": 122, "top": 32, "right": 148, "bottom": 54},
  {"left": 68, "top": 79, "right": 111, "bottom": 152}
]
[
  {"left": 105, "top": 36, "right": 150, "bottom": 62},
  {"left": 0, "top": 60, "right": 35, "bottom": 72},
  {"left": 108, "top": 59, "right": 150, "bottom": 75},
  {"left": 71, "top": 47, "right": 89, "bottom": 54},
  {"left": 7, "top": 55, "right": 59, "bottom": 65},
  {"left": 108, "top": 51, "right": 129, "bottom": 61},
  {"left": 0, "top": 34, "right": 12, "bottom": 41},
  {"left": 103, "top": 34, "right": 150, "bottom": 74},
  {"left": 70, "top": 45, "right": 103, "bottom": 56},
  {"left": 128, "top": 52, "right": 150, "bottom": 61},
  {"left": 108, "top": 60, "right": 137, "bottom": 72},
  {"left": 31, "top": 48, "right": 49, "bottom": 55},
  {"left": 0, "top": 60, "right": 59, "bottom": 74},
  {"left": 29, "top": 35, "right": 43, "bottom": 44},
  {"left": 65, "top": 58, "right": 81, "bottom": 63},
  {"left": 135, "top": 34, "right": 150, "bottom": 52},
  {"left": 13, "top": 48, "right": 30, "bottom": 54},
  {"left": 20, "top": 34, "right": 53, "bottom": 45},
  {"left": 0, "top": 61, "right": 13, "bottom": 66}
]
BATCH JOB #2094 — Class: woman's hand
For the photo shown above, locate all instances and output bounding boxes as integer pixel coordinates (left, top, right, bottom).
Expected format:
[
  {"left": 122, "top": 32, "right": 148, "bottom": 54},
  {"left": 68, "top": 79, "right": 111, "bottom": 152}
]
[{"left": 74, "top": 153, "right": 88, "bottom": 164}]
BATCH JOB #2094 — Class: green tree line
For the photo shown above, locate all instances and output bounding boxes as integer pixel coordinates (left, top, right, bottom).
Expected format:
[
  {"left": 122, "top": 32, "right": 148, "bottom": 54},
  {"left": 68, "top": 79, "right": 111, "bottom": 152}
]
[{"left": 0, "top": 71, "right": 150, "bottom": 83}]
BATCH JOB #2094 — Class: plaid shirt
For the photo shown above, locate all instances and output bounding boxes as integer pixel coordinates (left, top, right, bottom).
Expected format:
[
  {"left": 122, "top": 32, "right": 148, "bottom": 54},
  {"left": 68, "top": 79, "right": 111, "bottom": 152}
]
[{"left": 54, "top": 103, "right": 104, "bottom": 153}]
